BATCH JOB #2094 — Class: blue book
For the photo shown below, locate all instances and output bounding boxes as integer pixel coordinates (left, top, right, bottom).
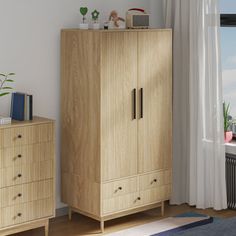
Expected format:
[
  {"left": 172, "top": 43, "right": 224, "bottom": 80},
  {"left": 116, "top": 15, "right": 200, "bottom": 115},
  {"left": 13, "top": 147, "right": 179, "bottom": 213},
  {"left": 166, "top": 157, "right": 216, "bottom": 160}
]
[{"left": 11, "top": 93, "right": 25, "bottom": 121}]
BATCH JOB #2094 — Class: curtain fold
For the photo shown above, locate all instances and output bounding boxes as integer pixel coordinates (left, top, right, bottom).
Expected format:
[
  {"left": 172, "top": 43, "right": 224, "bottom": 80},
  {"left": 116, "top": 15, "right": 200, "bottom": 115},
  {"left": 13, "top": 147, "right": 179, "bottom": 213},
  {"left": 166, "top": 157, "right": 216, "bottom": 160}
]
[{"left": 163, "top": 0, "right": 227, "bottom": 210}]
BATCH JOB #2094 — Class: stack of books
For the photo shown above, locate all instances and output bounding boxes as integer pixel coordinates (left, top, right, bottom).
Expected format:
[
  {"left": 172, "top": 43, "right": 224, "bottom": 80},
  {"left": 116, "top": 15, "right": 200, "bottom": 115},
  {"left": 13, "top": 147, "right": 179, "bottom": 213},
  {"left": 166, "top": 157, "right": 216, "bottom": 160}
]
[
  {"left": 0, "top": 116, "right": 12, "bottom": 125},
  {"left": 10, "top": 92, "right": 33, "bottom": 121}
]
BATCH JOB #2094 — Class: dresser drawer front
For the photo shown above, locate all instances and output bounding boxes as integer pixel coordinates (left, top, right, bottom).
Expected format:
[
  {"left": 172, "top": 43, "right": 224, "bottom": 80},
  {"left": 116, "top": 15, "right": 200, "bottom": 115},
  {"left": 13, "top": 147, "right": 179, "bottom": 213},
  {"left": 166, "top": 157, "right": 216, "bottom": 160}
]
[
  {"left": 0, "top": 180, "right": 53, "bottom": 208},
  {"left": 140, "top": 185, "right": 171, "bottom": 206},
  {"left": 0, "top": 198, "right": 53, "bottom": 228},
  {"left": 103, "top": 192, "right": 142, "bottom": 215},
  {"left": 0, "top": 124, "right": 54, "bottom": 148},
  {"left": 0, "top": 160, "right": 53, "bottom": 188},
  {"left": 139, "top": 170, "right": 172, "bottom": 191},
  {"left": 103, "top": 177, "right": 138, "bottom": 199},
  {"left": 0, "top": 142, "right": 54, "bottom": 169}
]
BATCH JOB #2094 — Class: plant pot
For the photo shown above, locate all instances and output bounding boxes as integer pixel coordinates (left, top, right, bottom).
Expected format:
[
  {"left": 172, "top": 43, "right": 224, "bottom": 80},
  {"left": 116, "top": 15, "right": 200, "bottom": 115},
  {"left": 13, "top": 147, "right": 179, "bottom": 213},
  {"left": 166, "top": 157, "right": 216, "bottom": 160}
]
[
  {"left": 79, "top": 23, "right": 89, "bottom": 29},
  {"left": 92, "top": 23, "right": 100, "bottom": 30},
  {"left": 225, "top": 131, "right": 233, "bottom": 143}
]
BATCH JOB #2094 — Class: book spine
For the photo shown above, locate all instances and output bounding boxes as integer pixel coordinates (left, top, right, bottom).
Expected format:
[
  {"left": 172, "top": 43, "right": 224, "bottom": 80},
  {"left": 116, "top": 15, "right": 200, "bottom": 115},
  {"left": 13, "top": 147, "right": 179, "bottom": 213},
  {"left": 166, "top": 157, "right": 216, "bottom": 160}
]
[
  {"left": 11, "top": 93, "right": 25, "bottom": 121},
  {"left": 29, "top": 95, "right": 33, "bottom": 120},
  {"left": 24, "top": 94, "right": 28, "bottom": 121},
  {"left": 10, "top": 93, "right": 15, "bottom": 118}
]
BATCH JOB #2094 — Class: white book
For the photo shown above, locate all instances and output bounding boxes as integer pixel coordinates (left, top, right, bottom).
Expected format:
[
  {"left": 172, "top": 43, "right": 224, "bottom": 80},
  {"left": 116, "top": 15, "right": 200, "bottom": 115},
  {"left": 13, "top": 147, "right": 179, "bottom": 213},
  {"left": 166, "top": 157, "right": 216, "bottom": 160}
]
[{"left": 0, "top": 116, "right": 12, "bottom": 125}]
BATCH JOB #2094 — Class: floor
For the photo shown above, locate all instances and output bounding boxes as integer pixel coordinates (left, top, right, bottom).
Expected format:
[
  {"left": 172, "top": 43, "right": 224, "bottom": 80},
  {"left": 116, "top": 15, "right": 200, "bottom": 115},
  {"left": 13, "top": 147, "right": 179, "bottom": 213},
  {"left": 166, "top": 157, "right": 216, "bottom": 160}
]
[{"left": 13, "top": 203, "right": 236, "bottom": 236}]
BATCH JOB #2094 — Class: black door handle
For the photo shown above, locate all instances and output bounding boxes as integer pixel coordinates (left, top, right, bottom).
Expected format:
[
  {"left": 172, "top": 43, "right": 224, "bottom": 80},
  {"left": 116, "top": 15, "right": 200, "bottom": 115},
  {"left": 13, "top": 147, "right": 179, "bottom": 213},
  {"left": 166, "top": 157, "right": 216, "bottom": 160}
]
[
  {"left": 140, "top": 88, "right": 143, "bottom": 118},
  {"left": 133, "top": 89, "right": 136, "bottom": 120}
]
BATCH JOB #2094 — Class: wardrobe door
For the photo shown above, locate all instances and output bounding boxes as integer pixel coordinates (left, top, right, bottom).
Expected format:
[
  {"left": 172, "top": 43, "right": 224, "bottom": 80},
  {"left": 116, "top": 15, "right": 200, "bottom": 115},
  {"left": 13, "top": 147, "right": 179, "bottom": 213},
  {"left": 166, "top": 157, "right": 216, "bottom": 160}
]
[
  {"left": 138, "top": 31, "right": 172, "bottom": 173},
  {"left": 101, "top": 32, "right": 138, "bottom": 181}
]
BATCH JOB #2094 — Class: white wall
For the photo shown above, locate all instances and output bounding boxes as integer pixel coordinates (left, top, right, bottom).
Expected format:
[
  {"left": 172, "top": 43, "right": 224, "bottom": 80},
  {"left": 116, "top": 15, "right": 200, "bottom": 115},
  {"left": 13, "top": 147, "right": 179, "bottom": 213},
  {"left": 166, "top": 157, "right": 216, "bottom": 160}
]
[{"left": 0, "top": 0, "right": 163, "bottom": 209}]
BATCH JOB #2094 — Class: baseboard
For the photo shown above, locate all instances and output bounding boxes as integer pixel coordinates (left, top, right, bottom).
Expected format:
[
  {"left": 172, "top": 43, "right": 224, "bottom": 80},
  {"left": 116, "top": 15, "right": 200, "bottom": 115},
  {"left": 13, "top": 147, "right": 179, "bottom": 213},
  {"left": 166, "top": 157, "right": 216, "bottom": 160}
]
[{"left": 56, "top": 207, "right": 69, "bottom": 217}]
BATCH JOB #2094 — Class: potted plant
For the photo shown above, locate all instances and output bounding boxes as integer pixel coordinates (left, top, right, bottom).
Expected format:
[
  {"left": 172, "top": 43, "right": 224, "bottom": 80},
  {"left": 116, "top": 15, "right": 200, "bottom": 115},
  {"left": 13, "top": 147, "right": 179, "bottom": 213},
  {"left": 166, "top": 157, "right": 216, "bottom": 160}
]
[
  {"left": 79, "top": 7, "right": 89, "bottom": 29},
  {"left": 0, "top": 73, "right": 15, "bottom": 97},
  {"left": 223, "top": 102, "right": 233, "bottom": 143},
  {"left": 91, "top": 9, "right": 100, "bottom": 29}
]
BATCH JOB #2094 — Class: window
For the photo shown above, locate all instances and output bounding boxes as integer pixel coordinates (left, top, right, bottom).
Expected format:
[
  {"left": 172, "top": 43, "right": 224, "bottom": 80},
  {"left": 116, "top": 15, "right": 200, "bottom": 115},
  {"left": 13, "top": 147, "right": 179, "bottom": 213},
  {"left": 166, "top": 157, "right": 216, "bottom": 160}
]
[{"left": 220, "top": 1, "right": 236, "bottom": 134}]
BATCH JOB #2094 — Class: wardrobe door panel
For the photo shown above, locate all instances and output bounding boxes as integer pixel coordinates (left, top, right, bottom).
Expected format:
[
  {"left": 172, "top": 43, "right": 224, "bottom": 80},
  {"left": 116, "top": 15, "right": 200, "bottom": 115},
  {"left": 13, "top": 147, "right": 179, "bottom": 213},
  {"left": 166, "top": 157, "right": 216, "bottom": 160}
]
[
  {"left": 138, "top": 31, "right": 172, "bottom": 173},
  {"left": 101, "top": 32, "right": 138, "bottom": 181}
]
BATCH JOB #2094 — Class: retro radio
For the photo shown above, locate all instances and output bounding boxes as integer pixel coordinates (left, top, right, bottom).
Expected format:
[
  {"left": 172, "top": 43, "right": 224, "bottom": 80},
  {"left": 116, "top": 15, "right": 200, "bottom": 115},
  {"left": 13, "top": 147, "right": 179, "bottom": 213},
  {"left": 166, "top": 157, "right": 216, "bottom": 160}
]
[{"left": 126, "top": 8, "right": 150, "bottom": 29}]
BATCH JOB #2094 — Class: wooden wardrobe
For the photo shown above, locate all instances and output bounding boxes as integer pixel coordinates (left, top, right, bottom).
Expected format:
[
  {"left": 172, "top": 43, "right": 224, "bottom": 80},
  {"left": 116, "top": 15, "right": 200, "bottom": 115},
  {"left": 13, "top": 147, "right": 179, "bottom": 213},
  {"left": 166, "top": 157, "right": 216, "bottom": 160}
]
[{"left": 61, "top": 29, "right": 172, "bottom": 232}]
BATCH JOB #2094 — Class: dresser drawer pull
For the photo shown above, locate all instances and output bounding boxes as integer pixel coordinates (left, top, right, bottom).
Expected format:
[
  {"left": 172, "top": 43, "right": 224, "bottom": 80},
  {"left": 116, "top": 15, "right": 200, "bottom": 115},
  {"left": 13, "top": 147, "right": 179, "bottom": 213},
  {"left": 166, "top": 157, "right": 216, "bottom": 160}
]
[
  {"left": 134, "top": 197, "right": 141, "bottom": 203},
  {"left": 18, "top": 193, "right": 22, "bottom": 197},
  {"left": 18, "top": 154, "right": 22, "bottom": 158},
  {"left": 17, "top": 174, "right": 22, "bottom": 178},
  {"left": 17, "top": 135, "right": 22, "bottom": 139},
  {"left": 151, "top": 179, "right": 157, "bottom": 185},
  {"left": 17, "top": 213, "right": 22, "bottom": 217},
  {"left": 115, "top": 186, "right": 123, "bottom": 193}
]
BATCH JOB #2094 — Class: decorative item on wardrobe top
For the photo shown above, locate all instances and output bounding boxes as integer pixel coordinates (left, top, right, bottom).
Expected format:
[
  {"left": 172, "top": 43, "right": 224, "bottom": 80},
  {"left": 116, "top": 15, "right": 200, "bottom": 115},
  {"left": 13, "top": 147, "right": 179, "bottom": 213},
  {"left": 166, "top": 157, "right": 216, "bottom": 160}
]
[
  {"left": 79, "top": 7, "right": 89, "bottom": 29},
  {"left": 126, "top": 8, "right": 150, "bottom": 29},
  {"left": 91, "top": 9, "right": 100, "bottom": 29}
]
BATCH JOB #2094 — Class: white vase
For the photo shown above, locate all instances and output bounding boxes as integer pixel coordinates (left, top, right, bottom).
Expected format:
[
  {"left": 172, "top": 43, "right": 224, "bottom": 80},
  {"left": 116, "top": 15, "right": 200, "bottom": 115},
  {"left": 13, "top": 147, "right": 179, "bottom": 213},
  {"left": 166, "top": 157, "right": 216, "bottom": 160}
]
[
  {"left": 92, "top": 23, "right": 100, "bottom": 30},
  {"left": 79, "top": 23, "right": 89, "bottom": 29}
]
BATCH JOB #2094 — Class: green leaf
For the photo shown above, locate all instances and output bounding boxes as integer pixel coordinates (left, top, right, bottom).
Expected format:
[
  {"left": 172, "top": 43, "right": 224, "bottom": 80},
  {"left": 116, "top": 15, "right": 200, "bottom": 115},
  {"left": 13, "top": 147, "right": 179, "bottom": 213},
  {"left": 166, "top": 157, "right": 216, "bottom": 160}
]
[
  {"left": 2, "top": 87, "right": 13, "bottom": 90},
  {"left": 80, "top": 7, "right": 88, "bottom": 16},
  {"left": 0, "top": 92, "right": 10, "bottom": 97},
  {"left": 5, "top": 79, "right": 14, "bottom": 82},
  {"left": 8, "top": 72, "right": 15, "bottom": 76},
  {"left": 0, "top": 73, "right": 6, "bottom": 77}
]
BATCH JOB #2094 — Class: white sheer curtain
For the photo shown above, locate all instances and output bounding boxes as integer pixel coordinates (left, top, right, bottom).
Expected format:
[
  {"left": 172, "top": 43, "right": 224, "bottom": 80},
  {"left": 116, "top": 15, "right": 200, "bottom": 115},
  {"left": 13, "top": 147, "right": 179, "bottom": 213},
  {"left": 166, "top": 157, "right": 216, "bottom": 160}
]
[{"left": 163, "top": 0, "right": 227, "bottom": 210}]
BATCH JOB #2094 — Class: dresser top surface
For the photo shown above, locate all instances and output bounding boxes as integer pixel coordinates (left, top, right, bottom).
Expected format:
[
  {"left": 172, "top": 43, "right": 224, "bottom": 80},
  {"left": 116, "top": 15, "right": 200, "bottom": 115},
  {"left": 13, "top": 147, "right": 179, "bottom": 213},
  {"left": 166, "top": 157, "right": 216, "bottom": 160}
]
[
  {"left": 61, "top": 28, "right": 172, "bottom": 33},
  {"left": 0, "top": 116, "right": 54, "bottom": 129}
]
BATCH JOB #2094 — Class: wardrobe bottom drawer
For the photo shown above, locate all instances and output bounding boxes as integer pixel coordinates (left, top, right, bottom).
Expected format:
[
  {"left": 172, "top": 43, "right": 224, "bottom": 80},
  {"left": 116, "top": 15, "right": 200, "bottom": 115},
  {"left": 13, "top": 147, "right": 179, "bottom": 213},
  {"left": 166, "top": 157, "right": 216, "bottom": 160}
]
[
  {"left": 0, "top": 198, "right": 53, "bottom": 228},
  {"left": 103, "top": 192, "right": 142, "bottom": 215},
  {"left": 140, "top": 185, "right": 172, "bottom": 205}
]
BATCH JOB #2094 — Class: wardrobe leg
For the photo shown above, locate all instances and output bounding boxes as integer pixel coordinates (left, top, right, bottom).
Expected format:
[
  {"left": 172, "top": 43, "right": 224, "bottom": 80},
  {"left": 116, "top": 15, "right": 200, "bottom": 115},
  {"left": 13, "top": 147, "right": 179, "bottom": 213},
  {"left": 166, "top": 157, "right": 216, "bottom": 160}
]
[
  {"left": 69, "top": 207, "right": 72, "bottom": 221},
  {"left": 100, "top": 220, "right": 104, "bottom": 233},
  {"left": 45, "top": 220, "right": 49, "bottom": 236},
  {"left": 161, "top": 201, "right": 165, "bottom": 216}
]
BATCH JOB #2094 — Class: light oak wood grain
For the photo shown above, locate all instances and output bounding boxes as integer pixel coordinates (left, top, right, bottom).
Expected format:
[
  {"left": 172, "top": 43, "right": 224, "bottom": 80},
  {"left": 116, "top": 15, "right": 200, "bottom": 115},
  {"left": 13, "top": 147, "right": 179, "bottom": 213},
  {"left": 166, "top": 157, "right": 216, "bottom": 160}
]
[
  {"left": 0, "top": 124, "right": 53, "bottom": 149},
  {"left": 139, "top": 170, "right": 172, "bottom": 191},
  {"left": 61, "top": 30, "right": 101, "bottom": 217},
  {"left": 103, "top": 192, "right": 142, "bottom": 215},
  {"left": 138, "top": 31, "right": 172, "bottom": 173},
  {"left": 0, "top": 179, "right": 53, "bottom": 208},
  {"left": 102, "top": 177, "right": 138, "bottom": 199},
  {"left": 61, "top": 172, "right": 100, "bottom": 217},
  {"left": 0, "top": 142, "right": 54, "bottom": 169},
  {"left": 0, "top": 198, "right": 53, "bottom": 228},
  {"left": 61, "top": 29, "right": 172, "bottom": 230},
  {"left": 140, "top": 185, "right": 171, "bottom": 206},
  {"left": 101, "top": 32, "right": 138, "bottom": 181},
  {"left": 0, "top": 117, "right": 55, "bottom": 236},
  {"left": 0, "top": 160, "right": 53, "bottom": 189}
]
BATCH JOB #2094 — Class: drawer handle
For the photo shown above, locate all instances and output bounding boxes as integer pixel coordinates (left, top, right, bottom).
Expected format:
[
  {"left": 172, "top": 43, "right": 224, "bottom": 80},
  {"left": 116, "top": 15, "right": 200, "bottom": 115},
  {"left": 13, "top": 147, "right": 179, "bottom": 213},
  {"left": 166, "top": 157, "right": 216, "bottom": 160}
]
[
  {"left": 151, "top": 179, "right": 157, "bottom": 185},
  {"left": 134, "top": 197, "right": 141, "bottom": 203},
  {"left": 115, "top": 187, "right": 123, "bottom": 193},
  {"left": 17, "top": 174, "right": 22, "bottom": 178},
  {"left": 17, "top": 213, "right": 22, "bottom": 217},
  {"left": 17, "top": 135, "right": 22, "bottom": 139},
  {"left": 18, "top": 193, "right": 22, "bottom": 197},
  {"left": 18, "top": 154, "right": 22, "bottom": 158}
]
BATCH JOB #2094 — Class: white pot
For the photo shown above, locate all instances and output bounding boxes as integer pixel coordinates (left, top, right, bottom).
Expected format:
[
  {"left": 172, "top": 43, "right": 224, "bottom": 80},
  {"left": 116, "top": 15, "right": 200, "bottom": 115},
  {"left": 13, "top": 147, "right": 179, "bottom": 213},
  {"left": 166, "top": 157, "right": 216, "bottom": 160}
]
[
  {"left": 92, "top": 23, "right": 100, "bottom": 30},
  {"left": 79, "top": 23, "right": 89, "bottom": 29}
]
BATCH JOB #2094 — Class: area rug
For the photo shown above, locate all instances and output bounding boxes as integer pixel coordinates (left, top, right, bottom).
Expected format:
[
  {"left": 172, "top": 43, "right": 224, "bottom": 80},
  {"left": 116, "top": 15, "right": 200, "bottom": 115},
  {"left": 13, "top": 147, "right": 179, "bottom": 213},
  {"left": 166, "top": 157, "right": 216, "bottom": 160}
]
[{"left": 106, "top": 213, "right": 213, "bottom": 236}]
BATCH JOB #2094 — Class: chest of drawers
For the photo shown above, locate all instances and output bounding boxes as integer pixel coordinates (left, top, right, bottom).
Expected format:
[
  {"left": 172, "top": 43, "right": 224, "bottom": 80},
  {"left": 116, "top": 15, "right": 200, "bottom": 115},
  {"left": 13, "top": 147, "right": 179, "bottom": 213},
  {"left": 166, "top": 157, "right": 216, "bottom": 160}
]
[{"left": 0, "top": 117, "right": 55, "bottom": 236}]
